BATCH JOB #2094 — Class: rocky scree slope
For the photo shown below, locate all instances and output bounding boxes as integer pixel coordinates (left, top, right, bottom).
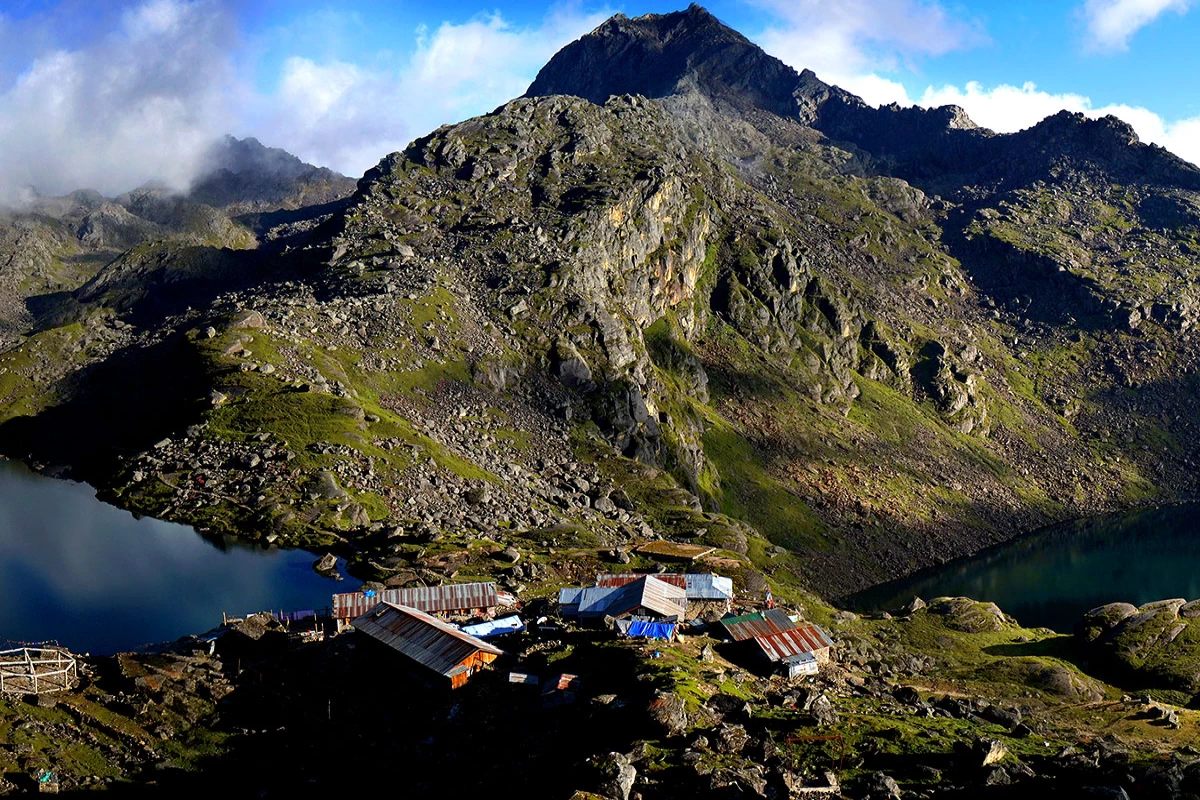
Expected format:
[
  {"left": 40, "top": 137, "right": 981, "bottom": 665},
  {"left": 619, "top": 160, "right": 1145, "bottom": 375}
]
[{"left": 2, "top": 8, "right": 1200, "bottom": 602}]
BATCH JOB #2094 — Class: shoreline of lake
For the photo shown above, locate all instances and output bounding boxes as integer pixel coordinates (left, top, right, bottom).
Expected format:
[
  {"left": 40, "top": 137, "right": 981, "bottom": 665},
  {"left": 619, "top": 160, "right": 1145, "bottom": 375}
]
[
  {"left": 0, "top": 459, "right": 358, "bottom": 654},
  {"left": 846, "top": 502, "right": 1200, "bottom": 632}
]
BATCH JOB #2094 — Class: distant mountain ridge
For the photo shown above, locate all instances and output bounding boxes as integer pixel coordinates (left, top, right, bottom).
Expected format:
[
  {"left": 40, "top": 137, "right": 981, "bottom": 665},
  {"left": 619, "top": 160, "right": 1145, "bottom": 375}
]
[{"left": 0, "top": 137, "right": 355, "bottom": 344}]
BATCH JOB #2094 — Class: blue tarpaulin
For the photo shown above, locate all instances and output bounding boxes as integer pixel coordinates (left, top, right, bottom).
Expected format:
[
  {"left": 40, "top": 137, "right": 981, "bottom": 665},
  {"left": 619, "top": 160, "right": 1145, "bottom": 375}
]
[{"left": 622, "top": 620, "right": 676, "bottom": 640}]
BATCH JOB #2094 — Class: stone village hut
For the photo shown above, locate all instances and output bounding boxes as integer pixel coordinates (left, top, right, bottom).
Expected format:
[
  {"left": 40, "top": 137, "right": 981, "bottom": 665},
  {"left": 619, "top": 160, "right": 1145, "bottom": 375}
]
[{"left": 353, "top": 602, "right": 504, "bottom": 690}]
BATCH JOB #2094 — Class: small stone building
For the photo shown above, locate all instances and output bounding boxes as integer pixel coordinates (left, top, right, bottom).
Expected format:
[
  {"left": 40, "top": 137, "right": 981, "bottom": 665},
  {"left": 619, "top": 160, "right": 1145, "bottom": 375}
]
[{"left": 752, "top": 624, "right": 835, "bottom": 678}]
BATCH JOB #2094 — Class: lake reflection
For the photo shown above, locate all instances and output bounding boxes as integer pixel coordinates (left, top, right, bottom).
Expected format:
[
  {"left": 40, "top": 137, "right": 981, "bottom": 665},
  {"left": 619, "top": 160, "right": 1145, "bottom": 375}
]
[
  {"left": 849, "top": 504, "right": 1200, "bottom": 632},
  {"left": 0, "top": 459, "right": 357, "bottom": 653}
]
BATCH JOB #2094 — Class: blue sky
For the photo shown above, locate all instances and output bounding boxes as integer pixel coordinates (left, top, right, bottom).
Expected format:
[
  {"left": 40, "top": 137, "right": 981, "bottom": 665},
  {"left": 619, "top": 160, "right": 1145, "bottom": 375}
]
[{"left": 1, "top": 0, "right": 1199, "bottom": 199}]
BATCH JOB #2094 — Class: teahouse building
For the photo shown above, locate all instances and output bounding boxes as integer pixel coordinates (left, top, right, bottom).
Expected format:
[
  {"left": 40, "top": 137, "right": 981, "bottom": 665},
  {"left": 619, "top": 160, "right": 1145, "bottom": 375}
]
[
  {"left": 353, "top": 602, "right": 504, "bottom": 689},
  {"left": 334, "top": 582, "right": 504, "bottom": 623},
  {"left": 753, "top": 624, "right": 835, "bottom": 677},
  {"left": 720, "top": 610, "right": 835, "bottom": 677},
  {"left": 559, "top": 575, "right": 687, "bottom": 621},
  {"left": 595, "top": 573, "right": 734, "bottom": 616}
]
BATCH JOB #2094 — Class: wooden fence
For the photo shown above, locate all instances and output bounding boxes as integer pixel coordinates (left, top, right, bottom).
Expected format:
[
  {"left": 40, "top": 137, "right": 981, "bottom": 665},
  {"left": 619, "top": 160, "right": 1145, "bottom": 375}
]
[{"left": 0, "top": 647, "right": 78, "bottom": 695}]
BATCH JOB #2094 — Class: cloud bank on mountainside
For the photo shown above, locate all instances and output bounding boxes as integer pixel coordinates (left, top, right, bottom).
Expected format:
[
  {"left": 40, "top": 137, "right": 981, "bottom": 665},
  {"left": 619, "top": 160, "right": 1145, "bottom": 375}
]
[
  {"left": 0, "top": 0, "right": 605, "bottom": 204},
  {"left": 0, "top": 0, "right": 238, "bottom": 204}
]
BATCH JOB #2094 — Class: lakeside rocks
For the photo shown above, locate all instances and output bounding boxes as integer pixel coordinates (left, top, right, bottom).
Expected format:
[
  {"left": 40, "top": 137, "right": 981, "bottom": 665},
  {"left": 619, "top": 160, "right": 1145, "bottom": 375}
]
[
  {"left": 926, "top": 597, "right": 1011, "bottom": 633},
  {"left": 1081, "top": 598, "right": 1200, "bottom": 696}
]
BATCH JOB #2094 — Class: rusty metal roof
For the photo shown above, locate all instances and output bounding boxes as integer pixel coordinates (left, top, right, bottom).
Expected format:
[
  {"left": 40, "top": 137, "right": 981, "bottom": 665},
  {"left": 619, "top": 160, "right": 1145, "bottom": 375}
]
[
  {"left": 596, "top": 573, "right": 734, "bottom": 601},
  {"left": 544, "top": 673, "right": 581, "bottom": 692},
  {"left": 597, "top": 573, "right": 688, "bottom": 589},
  {"left": 753, "top": 624, "right": 834, "bottom": 663},
  {"left": 720, "top": 609, "right": 796, "bottom": 641},
  {"left": 352, "top": 602, "right": 503, "bottom": 677},
  {"left": 334, "top": 582, "right": 499, "bottom": 619}
]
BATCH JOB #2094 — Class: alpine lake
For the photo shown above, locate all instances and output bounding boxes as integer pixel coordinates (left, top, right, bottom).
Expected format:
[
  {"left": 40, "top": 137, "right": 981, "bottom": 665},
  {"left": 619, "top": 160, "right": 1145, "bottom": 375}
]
[
  {"left": 850, "top": 503, "right": 1200, "bottom": 631},
  {"left": 5, "top": 452, "right": 1199, "bottom": 653},
  {"left": 0, "top": 459, "right": 358, "bottom": 654}
]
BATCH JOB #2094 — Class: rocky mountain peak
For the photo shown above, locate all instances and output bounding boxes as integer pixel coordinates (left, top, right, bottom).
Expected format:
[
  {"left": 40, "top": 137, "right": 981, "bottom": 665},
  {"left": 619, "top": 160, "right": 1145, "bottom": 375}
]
[
  {"left": 188, "top": 135, "right": 356, "bottom": 213},
  {"left": 203, "top": 135, "right": 333, "bottom": 182},
  {"left": 526, "top": 4, "right": 832, "bottom": 120},
  {"left": 525, "top": 4, "right": 994, "bottom": 161}
]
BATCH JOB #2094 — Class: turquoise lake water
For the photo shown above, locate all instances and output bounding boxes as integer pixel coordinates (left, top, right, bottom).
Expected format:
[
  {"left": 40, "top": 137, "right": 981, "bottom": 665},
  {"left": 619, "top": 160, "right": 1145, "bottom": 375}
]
[{"left": 849, "top": 504, "right": 1200, "bottom": 632}]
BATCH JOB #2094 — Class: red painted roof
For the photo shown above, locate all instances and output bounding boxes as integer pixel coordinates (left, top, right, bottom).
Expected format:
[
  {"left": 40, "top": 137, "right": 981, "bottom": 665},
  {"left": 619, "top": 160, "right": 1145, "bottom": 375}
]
[
  {"left": 753, "top": 624, "right": 834, "bottom": 662},
  {"left": 720, "top": 608, "right": 796, "bottom": 641}
]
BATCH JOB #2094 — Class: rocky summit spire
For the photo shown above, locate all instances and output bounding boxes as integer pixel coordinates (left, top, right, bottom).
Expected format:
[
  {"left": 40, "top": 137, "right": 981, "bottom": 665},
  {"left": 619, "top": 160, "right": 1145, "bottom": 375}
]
[{"left": 525, "top": 4, "right": 841, "bottom": 121}]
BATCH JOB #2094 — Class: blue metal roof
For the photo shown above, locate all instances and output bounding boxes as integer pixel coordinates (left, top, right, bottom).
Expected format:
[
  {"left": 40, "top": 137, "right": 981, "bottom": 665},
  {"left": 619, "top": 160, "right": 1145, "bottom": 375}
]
[
  {"left": 558, "top": 587, "right": 586, "bottom": 607},
  {"left": 576, "top": 586, "right": 621, "bottom": 616}
]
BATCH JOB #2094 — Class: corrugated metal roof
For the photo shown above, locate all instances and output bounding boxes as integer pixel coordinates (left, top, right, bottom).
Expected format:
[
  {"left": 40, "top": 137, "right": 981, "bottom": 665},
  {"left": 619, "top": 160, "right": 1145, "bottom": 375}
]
[
  {"left": 720, "top": 608, "right": 797, "bottom": 641},
  {"left": 579, "top": 576, "right": 687, "bottom": 619},
  {"left": 625, "top": 576, "right": 686, "bottom": 618},
  {"left": 334, "top": 582, "right": 499, "bottom": 619},
  {"left": 558, "top": 587, "right": 586, "bottom": 607},
  {"left": 509, "top": 672, "right": 539, "bottom": 686},
  {"left": 595, "top": 573, "right": 734, "bottom": 601},
  {"left": 575, "top": 586, "right": 620, "bottom": 616},
  {"left": 353, "top": 602, "right": 503, "bottom": 677},
  {"left": 597, "top": 573, "right": 688, "bottom": 590},
  {"left": 685, "top": 574, "right": 735, "bottom": 600},
  {"left": 753, "top": 624, "right": 834, "bottom": 663},
  {"left": 461, "top": 615, "right": 525, "bottom": 639}
]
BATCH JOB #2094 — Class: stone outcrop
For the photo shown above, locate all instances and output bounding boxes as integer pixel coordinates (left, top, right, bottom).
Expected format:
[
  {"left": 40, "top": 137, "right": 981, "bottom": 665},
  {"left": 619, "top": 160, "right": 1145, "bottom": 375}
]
[{"left": 1081, "top": 598, "right": 1200, "bottom": 695}]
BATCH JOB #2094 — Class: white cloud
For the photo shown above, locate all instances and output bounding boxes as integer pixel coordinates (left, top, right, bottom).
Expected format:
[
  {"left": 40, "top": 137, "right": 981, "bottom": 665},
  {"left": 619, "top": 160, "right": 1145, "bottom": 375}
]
[
  {"left": 0, "top": 1, "right": 607, "bottom": 202},
  {"left": 835, "top": 74, "right": 914, "bottom": 107},
  {"left": 0, "top": 0, "right": 238, "bottom": 203},
  {"left": 1081, "top": 0, "right": 1192, "bottom": 51},
  {"left": 250, "top": 7, "right": 610, "bottom": 178},
  {"left": 750, "top": 0, "right": 983, "bottom": 104},
  {"left": 919, "top": 80, "right": 1200, "bottom": 167}
]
